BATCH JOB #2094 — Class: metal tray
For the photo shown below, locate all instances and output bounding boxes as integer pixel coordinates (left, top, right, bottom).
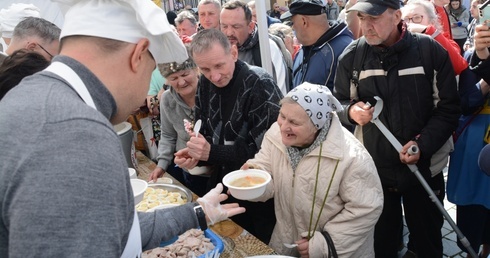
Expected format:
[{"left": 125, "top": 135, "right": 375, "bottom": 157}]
[{"left": 147, "top": 183, "right": 193, "bottom": 203}]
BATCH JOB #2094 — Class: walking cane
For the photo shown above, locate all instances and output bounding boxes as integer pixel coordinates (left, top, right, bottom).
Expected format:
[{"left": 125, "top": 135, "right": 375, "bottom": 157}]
[{"left": 368, "top": 96, "right": 479, "bottom": 258}]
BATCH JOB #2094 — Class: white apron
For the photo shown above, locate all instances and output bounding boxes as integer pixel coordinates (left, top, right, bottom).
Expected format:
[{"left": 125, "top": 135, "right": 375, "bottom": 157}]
[{"left": 44, "top": 61, "right": 142, "bottom": 258}]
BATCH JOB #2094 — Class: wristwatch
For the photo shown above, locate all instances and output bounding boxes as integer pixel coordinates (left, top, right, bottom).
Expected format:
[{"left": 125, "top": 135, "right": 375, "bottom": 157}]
[{"left": 193, "top": 205, "right": 207, "bottom": 230}]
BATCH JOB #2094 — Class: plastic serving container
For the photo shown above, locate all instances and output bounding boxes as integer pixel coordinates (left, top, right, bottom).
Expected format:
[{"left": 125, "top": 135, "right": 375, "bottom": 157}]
[{"left": 159, "top": 229, "right": 224, "bottom": 257}]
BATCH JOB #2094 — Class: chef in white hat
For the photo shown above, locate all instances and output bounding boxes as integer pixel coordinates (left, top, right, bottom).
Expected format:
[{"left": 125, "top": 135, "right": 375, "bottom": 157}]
[
  {"left": 0, "top": 0, "right": 244, "bottom": 257},
  {"left": 0, "top": 3, "right": 41, "bottom": 53}
]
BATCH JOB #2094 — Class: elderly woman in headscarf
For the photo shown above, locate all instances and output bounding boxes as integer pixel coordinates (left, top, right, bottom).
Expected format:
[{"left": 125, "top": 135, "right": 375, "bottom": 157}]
[
  {"left": 148, "top": 55, "right": 209, "bottom": 197},
  {"left": 242, "top": 82, "right": 383, "bottom": 257}
]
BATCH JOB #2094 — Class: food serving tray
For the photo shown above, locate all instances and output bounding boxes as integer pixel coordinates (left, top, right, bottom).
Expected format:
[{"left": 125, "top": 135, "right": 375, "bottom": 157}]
[
  {"left": 147, "top": 183, "right": 193, "bottom": 204},
  {"left": 159, "top": 229, "right": 224, "bottom": 258}
]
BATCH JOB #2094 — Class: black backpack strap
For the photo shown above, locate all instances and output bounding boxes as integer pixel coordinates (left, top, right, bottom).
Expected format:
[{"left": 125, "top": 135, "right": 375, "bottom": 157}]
[
  {"left": 350, "top": 37, "right": 368, "bottom": 101},
  {"left": 414, "top": 33, "right": 434, "bottom": 84}
]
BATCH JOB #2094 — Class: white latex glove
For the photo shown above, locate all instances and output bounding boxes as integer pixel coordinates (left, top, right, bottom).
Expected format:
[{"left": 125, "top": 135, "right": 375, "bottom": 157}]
[{"left": 197, "top": 183, "right": 246, "bottom": 225}]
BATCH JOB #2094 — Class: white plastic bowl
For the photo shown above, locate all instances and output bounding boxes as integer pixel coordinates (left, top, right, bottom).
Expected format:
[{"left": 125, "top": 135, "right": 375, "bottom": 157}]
[
  {"left": 128, "top": 168, "right": 137, "bottom": 179},
  {"left": 222, "top": 169, "right": 271, "bottom": 200},
  {"left": 130, "top": 179, "right": 148, "bottom": 205}
]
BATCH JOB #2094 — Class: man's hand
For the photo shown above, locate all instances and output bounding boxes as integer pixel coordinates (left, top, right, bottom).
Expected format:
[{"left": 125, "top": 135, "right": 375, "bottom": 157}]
[
  {"left": 348, "top": 101, "right": 374, "bottom": 126},
  {"left": 400, "top": 140, "right": 420, "bottom": 165},
  {"left": 474, "top": 24, "right": 490, "bottom": 60},
  {"left": 174, "top": 148, "right": 199, "bottom": 170},
  {"left": 197, "top": 183, "right": 246, "bottom": 225},
  {"left": 186, "top": 134, "right": 211, "bottom": 161}
]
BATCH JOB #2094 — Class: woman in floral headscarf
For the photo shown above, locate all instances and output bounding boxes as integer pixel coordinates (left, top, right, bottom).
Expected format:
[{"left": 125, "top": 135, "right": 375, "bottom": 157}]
[{"left": 242, "top": 82, "right": 383, "bottom": 257}]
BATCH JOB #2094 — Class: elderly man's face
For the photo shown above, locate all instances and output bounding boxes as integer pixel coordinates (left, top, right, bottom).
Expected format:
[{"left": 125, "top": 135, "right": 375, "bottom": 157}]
[
  {"left": 358, "top": 9, "right": 402, "bottom": 46},
  {"left": 220, "top": 8, "right": 254, "bottom": 46},
  {"left": 176, "top": 19, "right": 197, "bottom": 37},
  {"left": 192, "top": 43, "right": 237, "bottom": 88},
  {"left": 198, "top": 3, "right": 220, "bottom": 29}
]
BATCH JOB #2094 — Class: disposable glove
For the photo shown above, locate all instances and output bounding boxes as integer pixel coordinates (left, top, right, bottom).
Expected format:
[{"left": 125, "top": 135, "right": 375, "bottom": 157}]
[{"left": 197, "top": 183, "right": 246, "bottom": 225}]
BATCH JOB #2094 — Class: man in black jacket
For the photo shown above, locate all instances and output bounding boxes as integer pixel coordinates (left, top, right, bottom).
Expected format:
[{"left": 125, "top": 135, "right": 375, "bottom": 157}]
[
  {"left": 175, "top": 29, "right": 282, "bottom": 244},
  {"left": 333, "top": 0, "right": 460, "bottom": 256}
]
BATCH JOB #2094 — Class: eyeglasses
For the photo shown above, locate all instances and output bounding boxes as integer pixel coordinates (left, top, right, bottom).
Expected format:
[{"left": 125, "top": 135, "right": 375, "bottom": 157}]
[
  {"left": 405, "top": 15, "right": 424, "bottom": 24},
  {"left": 36, "top": 43, "right": 54, "bottom": 59}
]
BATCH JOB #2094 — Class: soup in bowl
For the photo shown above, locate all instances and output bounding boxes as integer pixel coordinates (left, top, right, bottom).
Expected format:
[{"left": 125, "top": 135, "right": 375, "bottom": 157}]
[{"left": 222, "top": 169, "right": 271, "bottom": 200}]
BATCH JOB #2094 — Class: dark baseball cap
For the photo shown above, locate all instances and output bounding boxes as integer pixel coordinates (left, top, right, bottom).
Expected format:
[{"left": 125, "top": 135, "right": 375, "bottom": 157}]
[
  {"left": 280, "top": 0, "right": 326, "bottom": 21},
  {"left": 347, "top": 0, "right": 401, "bottom": 16}
]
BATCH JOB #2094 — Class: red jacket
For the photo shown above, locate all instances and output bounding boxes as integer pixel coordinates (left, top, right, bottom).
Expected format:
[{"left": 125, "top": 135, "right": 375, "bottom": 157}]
[
  {"left": 435, "top": 5, "right": 453, "bottom": 40},
  {"left": 425, "top": 25, "right": 468, "bottom": 75}
]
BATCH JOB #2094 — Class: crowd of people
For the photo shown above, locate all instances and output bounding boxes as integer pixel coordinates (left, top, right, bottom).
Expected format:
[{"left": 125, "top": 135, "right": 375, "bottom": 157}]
[{"left": 1, "top": 0, "right": 490, "bottom": 257}]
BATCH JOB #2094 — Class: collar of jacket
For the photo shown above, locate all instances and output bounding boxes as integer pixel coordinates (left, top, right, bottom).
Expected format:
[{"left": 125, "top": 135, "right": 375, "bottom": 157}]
[
  {"left": 310, "top": 21, "right": 348, "bottom": 50},
  {"left": 267, "top": 114, "right": 345, "bottom": 160}
]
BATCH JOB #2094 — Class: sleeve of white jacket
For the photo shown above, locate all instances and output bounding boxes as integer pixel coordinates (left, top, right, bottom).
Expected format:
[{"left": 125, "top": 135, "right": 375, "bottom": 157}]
[
  {"left": 243, "top": 126, "right": 276, "bottom": 202},
  {"left": 269, "top": 38, "right": 288, "bottom": 96},
  {"left": 309, "top": 147, "right": 383, "bottom": 257}
]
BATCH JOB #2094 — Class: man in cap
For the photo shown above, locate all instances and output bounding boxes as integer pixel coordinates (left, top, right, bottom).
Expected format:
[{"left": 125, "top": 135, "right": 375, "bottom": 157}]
[
  {"left": 333, "top": 0, "right": 460, "bottom": 256},
  {"left": 0, "top": 3, "right": 40, "bottom": 59},
  {"left": 286, "top": 0, "right": 353, "bottom": 91},
  {"left": 5, "top": 17, "right": 61, "bottom": 61},
  {"left": 197, "top": 0, "right": 221, "bottom": 30},
  {"left": 0, "top": 0, "right": 244, "bottom": 256},
  {"left": 175, "top": 29, "right": 283, "bottom": 244},
  {"left": 220, "top": 0, "right": 291, "bottom": 95}
]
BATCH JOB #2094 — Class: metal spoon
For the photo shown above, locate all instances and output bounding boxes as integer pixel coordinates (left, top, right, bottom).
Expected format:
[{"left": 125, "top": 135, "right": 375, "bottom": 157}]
[
  {"left": 193, "top": 119, "right": 202, "bottom": 137},
  {"left": 283, "top": 243, "right": 298, "bottom": 248}
]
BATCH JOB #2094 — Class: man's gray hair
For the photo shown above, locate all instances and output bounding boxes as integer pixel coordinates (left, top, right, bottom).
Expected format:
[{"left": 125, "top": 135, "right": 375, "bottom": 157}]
[
  {"left": 175, "top": 10, "right": 198, "bottom": 26},
  {"left": 12, "top": 17, "right": 60, "bottom": 44},
  {"left": 198, "top": 0, "right": 221, "bottom": 9},
  {"left": 190, "top": 29, "right": 231, "bottom": 56}
]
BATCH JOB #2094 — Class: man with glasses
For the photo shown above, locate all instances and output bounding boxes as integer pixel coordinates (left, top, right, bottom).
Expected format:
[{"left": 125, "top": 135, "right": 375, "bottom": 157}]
[
  {"left": 6, "top": 17, "right": 60, "bottom": 61},
  {"left": 333, "top": 0, "right": 460, "bottom": 256}
]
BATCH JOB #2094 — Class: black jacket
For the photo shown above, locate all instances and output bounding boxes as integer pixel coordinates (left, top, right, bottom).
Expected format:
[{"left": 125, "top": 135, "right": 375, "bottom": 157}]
[{"left": 334, "top": 24, "right": 460, "bottom": 187}]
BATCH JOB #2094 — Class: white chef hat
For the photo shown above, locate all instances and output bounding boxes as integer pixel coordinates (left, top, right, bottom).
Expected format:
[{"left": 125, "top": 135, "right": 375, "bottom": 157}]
[
  {"left": 53, "top": 0, "right": 187, "bottom": 64},
  {"left": 285, "top": 82, "right": 343, "bottom": 129},
  {"left": 0, "top": 3, "right": 41, "bottom": 38}
]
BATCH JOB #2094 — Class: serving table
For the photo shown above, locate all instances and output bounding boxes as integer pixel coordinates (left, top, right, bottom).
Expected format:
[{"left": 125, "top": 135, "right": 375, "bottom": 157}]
[{"left": 135, "top": 151, "right": 278, "bottom": 257}]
